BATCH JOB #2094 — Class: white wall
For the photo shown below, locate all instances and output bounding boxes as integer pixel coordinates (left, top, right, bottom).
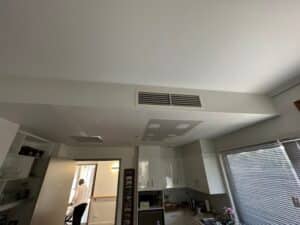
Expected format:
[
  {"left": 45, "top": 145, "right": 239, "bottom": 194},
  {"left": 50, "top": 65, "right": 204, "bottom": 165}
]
[
  {"left": 0, "top": 117, "right": 19, "bottom": 167},
  {"left": 0, "top": 77, "right": 276, "bottom": 115},
  {"left": 215, "top": 84, "right": 300, "bottom": 151},
  {"left": 59, "top": 145, "right": 137, "bottom": 225},
  {"left": 200, "top": 139, "right": 225, "bottom": 194}
]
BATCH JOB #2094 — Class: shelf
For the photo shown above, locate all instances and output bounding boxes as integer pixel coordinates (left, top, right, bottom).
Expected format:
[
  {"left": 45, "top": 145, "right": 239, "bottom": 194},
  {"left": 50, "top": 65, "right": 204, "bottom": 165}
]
[
  {"left": 0, "top": 176, "right": 39, "bottom": 182},
  {"left": 7, "top": 152, "right": 33, "bottom": 158},
  {"left": 165, "top": 185, "right": 186, "bottom": 190},
  {"left": 138, "top": 207, "right": 164, "bottom": 212},
  {"left": 138, "top": 186, "right": 187, "bottom": 192},
  {"left": 0, "top": 199, "right": 26, "bottom": 212},
  {"left": 0, "top": 177, "right": 27, "bottom": 182},
  {"left": 93, "top": 195, "right": 116, "bottom": 200},
  {"left": 138, "top": 188, "right": 164, "bottom": 192}
]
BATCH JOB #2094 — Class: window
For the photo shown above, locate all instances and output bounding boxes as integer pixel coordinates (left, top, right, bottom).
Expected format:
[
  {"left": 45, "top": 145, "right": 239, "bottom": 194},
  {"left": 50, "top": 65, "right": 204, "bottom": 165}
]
[{"left": 223, "top": 141, "right": 300, "bottom": 225}]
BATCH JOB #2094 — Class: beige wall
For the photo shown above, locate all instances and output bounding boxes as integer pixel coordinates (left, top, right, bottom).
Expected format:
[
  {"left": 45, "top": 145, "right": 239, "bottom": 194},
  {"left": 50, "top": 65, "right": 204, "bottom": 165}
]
[
  {"left": 31, "top": 158, "right": 75, "bottom": 225},
  {"left": 59, "top": 145, "right": 137, "bottom": 225},
  {"left": 215, "top": 84, "right": 300, "bottom": 151}
]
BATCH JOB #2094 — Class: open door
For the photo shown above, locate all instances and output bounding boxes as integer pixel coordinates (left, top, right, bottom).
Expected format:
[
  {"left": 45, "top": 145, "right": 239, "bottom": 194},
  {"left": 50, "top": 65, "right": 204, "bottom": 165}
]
[
  {"left": 66, "top": 163, "right": 97, "bottom": 224},
  {"left": 88, "top": 160, "right": 120, "bottom": 225},
  {"left": 31, "top": 158, "right": 76, "bottom": 225}
]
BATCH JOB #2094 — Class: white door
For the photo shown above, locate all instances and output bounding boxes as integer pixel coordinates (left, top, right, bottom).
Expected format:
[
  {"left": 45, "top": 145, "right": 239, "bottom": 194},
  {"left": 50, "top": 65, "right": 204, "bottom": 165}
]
[
  {"left": 31, "top": 158, "right": 76, "bottom": 225},
  {"left": 88, "top": 161, "right": 120, "bottom": 225}
]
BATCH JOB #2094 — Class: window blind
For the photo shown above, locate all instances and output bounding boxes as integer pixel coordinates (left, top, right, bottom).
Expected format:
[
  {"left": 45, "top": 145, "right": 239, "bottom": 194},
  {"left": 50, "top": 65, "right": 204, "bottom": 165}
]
[
  {"left": 224, "top": 142, "right": 300, "bottom": 225},
  {"left": 284, "top": 141, "right": 300, "bottom": 179}
]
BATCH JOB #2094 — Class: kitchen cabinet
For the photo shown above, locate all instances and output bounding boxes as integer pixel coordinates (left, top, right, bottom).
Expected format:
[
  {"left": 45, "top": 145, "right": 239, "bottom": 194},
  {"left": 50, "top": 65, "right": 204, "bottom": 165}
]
[
  {"left": 138, "top": 146, "right": 164, "bottom": 190},
  {"left": 138, "top": 140, "right": 225, "bottom": 194},
  {"left": 160, "top": 148, "right": 185, "bottom": 189},
  {"left": 138, "top": 209, "right": 165, "bottom": 225},
  {"left": 138, "top": 146, "right": 185, "bottom": 191}
]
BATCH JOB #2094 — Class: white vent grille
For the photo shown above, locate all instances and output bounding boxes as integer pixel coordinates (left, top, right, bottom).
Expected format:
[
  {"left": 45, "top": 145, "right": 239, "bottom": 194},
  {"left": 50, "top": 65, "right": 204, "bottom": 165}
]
[
  {"left": 138, "top": 91, "right": 202, "bottom": 108},
  {"left": 171, "top": 94, "right": 201, "bottom": 107},
  {"left": 138, "top": 92, "right": 170, "bottom": 105},
  {"left": 70, "top": 136, "right": 103, "bottom": 144}
]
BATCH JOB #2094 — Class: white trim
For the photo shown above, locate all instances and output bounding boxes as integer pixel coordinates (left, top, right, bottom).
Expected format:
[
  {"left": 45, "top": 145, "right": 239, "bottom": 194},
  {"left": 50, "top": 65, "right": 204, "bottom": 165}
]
[
  {"left": 219, "top": 139, "right": 300, "bottom": 225},
  {"left": 218, "top": 154, "right": 241, "bottom": 225},
  {"left": 268, "top": 76, "right": 300, "bottom": 97},
  {"left": 19, "top": 130, "right": 52, "bottom": 143}
]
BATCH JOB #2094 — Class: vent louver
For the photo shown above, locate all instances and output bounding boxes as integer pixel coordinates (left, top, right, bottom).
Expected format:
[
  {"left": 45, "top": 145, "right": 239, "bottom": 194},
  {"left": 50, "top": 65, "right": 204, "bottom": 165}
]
[
  {"left": 138, "top": 91, "right": 202, "bottom": 108},
  {"left": 171, "top": 94, "right": 201, "bottom": 107},
  {"left": 70, "top": 136, "right": 103, "bottom": 144},
  {"left": 138, "top": 92, "right": 170, "bottom": 105}
]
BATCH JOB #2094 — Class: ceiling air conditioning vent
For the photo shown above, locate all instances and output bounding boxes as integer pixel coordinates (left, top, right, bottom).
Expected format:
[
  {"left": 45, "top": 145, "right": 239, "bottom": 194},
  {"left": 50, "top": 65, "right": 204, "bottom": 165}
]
[
  {"left": 70, "top": 136, "right": 103, "bottom": 144},
  {"left": 170, "top": 94, "right": 201, "bottom": 107},
  {"left": 138, "top": 92, "right": 170, "bottom": 106}
]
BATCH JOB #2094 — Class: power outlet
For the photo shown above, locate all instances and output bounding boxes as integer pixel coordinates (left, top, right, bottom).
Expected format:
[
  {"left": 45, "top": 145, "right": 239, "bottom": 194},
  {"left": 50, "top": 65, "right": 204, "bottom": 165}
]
[{"left": 292, "top": 196, "right": 300, "bottom": 208}]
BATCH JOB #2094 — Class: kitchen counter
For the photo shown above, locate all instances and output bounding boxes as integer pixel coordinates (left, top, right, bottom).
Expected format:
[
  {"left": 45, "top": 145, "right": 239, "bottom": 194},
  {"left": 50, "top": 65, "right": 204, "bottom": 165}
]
[{"left": 165, "top": 209, "right": 213, "bottom": 225}]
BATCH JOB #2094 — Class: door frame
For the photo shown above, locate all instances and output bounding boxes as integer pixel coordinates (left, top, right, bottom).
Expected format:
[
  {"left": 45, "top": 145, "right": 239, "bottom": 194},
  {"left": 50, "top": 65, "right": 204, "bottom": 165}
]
[
  {"left": 75, "top": 159, "right": 122, "bottom": 225},
  {"left": 73, "top": 162, "right": 98, "bottom": 224}
]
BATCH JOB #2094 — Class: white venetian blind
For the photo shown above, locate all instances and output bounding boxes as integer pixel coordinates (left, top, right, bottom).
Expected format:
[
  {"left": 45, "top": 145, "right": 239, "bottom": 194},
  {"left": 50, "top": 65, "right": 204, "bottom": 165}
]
[{"left": 224, "top": 142, "right": 300, "bottom": 225}]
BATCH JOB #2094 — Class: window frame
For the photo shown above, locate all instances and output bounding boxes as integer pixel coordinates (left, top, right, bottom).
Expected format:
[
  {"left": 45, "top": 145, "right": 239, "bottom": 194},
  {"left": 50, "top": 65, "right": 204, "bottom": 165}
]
[{"left": 218, "top": 140, "right": 291, "bottom": 225}]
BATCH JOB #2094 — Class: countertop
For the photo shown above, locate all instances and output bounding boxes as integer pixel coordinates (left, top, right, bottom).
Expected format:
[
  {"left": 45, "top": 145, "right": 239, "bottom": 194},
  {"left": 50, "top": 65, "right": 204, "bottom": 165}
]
[{"left": 165, "top": 209, "right": 213, "bottom": 225}]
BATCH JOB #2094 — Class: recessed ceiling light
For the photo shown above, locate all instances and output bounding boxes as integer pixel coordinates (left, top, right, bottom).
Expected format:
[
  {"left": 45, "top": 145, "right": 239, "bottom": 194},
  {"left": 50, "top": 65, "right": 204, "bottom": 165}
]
[
  {"left": 167, "top": 134, "right": 177, "bottom": 137},
  {"left": 148, "top": 123, "right": 160, "bottom": 129},
  {"left": 176, "top": 123, "right": 191, "bottom": 129}
]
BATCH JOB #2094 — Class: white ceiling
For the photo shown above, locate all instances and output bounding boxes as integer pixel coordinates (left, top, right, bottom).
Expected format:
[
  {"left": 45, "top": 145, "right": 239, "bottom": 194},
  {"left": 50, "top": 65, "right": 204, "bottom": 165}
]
[
  {"left": 0, "top": 103, "right": 271, "bottom": 147},
  {"left": 1, "top": 0, "right": 300, "bottom": 93}
]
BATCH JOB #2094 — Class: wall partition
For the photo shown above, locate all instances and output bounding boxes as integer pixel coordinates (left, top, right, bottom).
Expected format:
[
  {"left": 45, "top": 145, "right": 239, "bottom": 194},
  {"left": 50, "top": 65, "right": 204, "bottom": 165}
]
[{"left": 222, "top": 139, "right": 300, "bottom": 225}]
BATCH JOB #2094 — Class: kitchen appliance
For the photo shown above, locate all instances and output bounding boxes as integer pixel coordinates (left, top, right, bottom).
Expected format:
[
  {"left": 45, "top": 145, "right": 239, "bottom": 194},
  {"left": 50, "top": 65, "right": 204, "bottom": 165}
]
[{"left": 138, "top": 209, "right": 164, "bottom": 225}]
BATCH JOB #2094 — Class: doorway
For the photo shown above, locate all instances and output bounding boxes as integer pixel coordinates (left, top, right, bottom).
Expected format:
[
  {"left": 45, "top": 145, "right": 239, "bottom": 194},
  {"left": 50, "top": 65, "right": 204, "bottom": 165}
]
[{"left": 66, "top": 160, "right": 120, "bottom": 225}]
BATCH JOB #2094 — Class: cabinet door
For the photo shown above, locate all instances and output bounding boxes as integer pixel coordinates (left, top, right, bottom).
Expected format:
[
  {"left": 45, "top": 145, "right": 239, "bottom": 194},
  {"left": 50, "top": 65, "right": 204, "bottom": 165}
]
[
  {"left": 160, "top": 148, "right": 174, "bottom": 189},
  {"left": 173, "top": 151, "right": 185, "bottom": 187},
  {"left": 160, "top": 147, "right": 186, "bottom": 189},
  {"left": 138, "top": 146, "right": 163, "bottom": 190},
  {"left": 138, "top": 149, "right": 151, "bottom": 190},
  {"left": 150, "top": 149, "right": 163, "bottom": 189}
]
